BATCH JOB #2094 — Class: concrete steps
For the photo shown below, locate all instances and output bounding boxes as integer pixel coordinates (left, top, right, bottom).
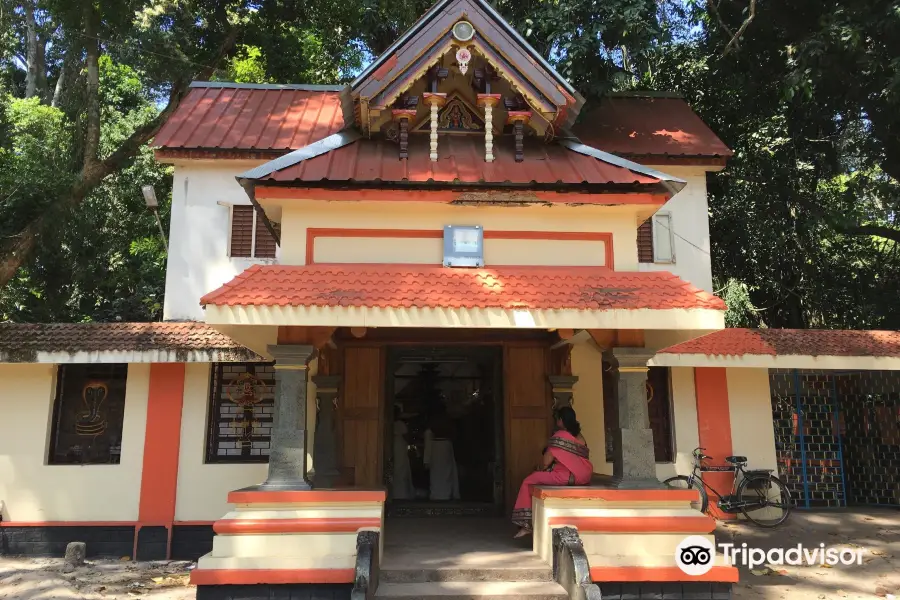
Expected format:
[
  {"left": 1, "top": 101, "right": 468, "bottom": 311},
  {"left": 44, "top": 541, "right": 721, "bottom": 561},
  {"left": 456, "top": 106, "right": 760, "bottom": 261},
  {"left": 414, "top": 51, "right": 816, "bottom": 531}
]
[
  {"left": 374, "top": 581, "right": 568, "bottom": 600},
  {"left": 379, "top": 566, "right": 554, "bottom": 583}
]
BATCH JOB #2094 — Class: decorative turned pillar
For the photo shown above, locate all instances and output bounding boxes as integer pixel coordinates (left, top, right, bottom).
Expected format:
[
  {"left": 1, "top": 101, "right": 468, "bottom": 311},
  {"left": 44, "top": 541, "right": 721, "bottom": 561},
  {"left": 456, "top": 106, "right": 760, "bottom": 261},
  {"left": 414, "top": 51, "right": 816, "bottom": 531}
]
[
  {"left": 311, "top": 374, "right": 341, "bottom": 488},
  {"left": 423, "top": 93, "right": 447, "bottom": 162},
  {"left": 391, "top": 108, "right": 417, "bottom": 159},
  {"left": 549, "top": 375, "right": 578, "bottom": 409},
  {"left": 507, "top": 111, "right": 532, "bottom": 162},
  {"left": 261, "top": 344, "right": 316, "bottom": 490},
  {"left": 477, "top": 94, "right": 501, "bottom": 162},
  {"left": 606, "top": 348, "right": 660, "bottom": 488}
]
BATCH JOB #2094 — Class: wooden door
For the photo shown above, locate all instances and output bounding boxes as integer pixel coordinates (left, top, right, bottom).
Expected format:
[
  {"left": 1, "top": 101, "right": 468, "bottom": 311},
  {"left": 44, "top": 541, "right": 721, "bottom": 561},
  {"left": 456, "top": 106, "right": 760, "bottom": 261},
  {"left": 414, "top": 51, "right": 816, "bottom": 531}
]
[
  {"left": 504, "top": 343, "right": 552, "bottom": 508},
  {"left": 340, "top": 346, "right": 385, "bottom": 488}
]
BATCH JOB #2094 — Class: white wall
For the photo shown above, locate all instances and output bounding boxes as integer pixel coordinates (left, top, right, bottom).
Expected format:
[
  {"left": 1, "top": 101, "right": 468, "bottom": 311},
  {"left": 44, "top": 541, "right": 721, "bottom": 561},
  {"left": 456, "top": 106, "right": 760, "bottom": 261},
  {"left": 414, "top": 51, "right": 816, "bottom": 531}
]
[
  {"left": 639, "top": 166, "right": 714, "bottom": 292},
  {"left": 0, "top": 364, "right": 148, "bottom": 522},
  {"left": 163, "top": 160, "right": 269, "bottom": 322}
]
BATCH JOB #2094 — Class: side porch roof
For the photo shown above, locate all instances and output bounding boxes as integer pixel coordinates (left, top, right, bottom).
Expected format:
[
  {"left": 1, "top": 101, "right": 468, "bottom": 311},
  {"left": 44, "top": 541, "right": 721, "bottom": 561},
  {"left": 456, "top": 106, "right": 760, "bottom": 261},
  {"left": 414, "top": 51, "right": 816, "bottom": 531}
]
[{"left": 651, "top": 328, "right": 900, "bottom": 370}]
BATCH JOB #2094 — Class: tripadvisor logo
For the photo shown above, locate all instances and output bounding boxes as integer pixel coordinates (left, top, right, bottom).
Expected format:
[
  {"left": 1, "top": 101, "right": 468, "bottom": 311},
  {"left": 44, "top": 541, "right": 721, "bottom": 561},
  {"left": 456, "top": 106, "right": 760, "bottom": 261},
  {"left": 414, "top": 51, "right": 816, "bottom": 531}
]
[{"left": 675, "top": 536, "right": 866, "bottom": 575}]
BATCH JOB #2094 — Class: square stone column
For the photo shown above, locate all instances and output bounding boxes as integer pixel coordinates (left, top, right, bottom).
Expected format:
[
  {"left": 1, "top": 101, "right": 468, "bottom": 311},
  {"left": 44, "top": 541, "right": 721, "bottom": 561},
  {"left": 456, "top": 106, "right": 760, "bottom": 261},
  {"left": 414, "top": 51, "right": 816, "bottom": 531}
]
[
  {"left": 258, "top": 344, "right": 316, "bottom": 490},
  {"left": 606, "top": 348, "right": 661, "bottom": 488},
  {"left": 311, "top": 374, "right": 341, "bottom": 488}
]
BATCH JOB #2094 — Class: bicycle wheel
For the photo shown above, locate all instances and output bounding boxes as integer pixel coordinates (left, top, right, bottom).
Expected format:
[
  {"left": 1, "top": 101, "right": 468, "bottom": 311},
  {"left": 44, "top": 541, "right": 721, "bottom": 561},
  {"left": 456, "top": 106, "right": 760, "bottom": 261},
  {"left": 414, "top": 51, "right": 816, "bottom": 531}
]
[
  {"left": 737, "top": 474, "right": 792, "bottom": 527},
  {"left": 663, "top": 475, "right": 708, "bottom": 514}
]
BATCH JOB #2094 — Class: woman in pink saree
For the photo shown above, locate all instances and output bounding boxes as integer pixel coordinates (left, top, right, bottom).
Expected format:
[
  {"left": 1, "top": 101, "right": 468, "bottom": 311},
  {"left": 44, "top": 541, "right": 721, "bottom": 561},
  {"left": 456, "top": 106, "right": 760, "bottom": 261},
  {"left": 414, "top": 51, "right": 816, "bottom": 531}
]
[{"left": 512, "top": 407, "right": 592, "bottom": 537}]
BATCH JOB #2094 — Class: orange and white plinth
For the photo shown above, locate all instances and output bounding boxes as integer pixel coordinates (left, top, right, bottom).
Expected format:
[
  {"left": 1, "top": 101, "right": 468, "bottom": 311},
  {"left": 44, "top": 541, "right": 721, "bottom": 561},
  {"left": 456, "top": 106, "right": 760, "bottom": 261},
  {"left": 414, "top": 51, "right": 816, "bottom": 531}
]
[
  {"left": 533, "top": 487, "right": 738, "bottom": 585},
  {"left": 191, "top": 488, "right": 385, "bottom": 594}
]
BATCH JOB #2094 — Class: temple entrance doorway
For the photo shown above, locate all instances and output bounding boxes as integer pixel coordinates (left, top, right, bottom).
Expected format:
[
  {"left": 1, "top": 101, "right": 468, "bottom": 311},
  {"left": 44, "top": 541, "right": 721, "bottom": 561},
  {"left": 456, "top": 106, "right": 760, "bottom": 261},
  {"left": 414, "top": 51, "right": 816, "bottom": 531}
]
[{"left": 385, "top": 345, "right": 504, "bottom": 516}]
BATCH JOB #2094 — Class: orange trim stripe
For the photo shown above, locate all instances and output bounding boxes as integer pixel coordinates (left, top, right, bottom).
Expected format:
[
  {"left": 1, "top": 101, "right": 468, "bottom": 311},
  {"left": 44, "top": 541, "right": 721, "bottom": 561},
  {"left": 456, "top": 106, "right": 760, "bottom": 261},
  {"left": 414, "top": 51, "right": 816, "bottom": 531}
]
[
  {"left": 548, "top": 516, "right": 715, "bottom": 533},
  {"left": 590, "top": 566, "right": 739, "bottom": 583},
  {"left": 533, "top": 488, "right": 700, "bottom": 502},
  {"left": 227, "top": 489, "right": 387, "bottom": 504},
  {"left": 213, "top": 518, "right": 381, "bottom": 535},
  {"left": 190, "top": 569, "right": 356, "bottom": 586},
  {"left": 694, "top": 367, "right": 735, "bottom": 520},
  {"left": 305, "top": 227, "right": 615, "bottom": 269},
  {"left": 257, "top": 186, "right": 667, "bottom": 206}
]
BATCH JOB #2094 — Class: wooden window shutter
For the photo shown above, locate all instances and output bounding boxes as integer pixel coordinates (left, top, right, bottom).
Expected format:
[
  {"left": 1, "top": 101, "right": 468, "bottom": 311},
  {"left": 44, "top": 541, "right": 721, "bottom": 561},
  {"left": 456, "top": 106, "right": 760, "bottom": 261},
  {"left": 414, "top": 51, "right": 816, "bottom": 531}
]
[
  {"left": 637, "top": 218, "right": 654, "bottom": 263},
  {"left": 254, "top": 216, "right": 279, "bottom": 259},
  {"left": 230, "top": 206, "right": 254, "bottom": 257}
]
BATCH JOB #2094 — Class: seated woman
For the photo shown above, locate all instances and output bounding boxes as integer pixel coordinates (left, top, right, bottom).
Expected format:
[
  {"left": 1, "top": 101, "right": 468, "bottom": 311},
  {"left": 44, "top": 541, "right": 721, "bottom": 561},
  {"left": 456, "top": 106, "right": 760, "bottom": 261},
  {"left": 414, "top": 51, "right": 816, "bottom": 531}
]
[{"left": 511, "top": 406, "right": 592, "bottom": 538}]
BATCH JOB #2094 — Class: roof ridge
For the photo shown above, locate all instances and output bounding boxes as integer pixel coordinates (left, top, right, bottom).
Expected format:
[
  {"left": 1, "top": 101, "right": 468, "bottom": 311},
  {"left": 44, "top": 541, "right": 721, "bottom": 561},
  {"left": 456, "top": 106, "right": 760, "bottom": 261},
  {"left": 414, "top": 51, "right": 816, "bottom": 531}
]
[{"left": 191, "top": 81, "right": 345, "bottom": 92}]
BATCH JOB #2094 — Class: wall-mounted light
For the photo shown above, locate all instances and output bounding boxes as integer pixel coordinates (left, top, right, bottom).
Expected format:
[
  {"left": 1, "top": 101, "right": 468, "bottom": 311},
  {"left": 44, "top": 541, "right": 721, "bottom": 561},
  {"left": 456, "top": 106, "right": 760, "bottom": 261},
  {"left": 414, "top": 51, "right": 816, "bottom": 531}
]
[{"left": 141, "top": 185, "right": 167, "bottom": 249}]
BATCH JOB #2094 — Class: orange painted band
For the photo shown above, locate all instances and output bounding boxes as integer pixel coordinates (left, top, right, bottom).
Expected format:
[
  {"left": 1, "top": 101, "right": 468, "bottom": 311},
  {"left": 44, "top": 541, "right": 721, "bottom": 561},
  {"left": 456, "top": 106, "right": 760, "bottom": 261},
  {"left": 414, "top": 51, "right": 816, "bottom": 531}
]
[
  {"left": 0, "top": 521, "right": 136, "bottom": 527},
  {"left": 590, "top": 566, "right": 739, "bottom": 583},
  {"left": 227, "top": 489, "right": 387, "bottom": 504},
  {"left": 256, "top": 186, "right": 667, "bottom": 206},
  {"left": 549, "top": 516, "right": 715, "bottom": 534},
  {"left": 213, "top": 518, "right": 381, "bottom": 535},
  {"left": 533, "top": 488, "right": 701, "bottom": 502},
  {"left": 305, "top": 227, "right": 615, "bottom": 269},
  {"left": 190, "top": 568, "right": 356, "bottom": 586}
]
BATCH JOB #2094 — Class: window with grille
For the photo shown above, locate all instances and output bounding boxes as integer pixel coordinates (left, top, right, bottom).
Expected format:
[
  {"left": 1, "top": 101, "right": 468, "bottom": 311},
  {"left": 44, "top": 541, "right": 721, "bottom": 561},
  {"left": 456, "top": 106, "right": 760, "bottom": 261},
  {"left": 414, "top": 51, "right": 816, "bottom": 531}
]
[
  {"left": 49, "top": 364, "right": 128, "bottom": 465},
  {"left": 229, "top": 205, "right": 279, "bottom": 259},
  {"left": 602, "top": 364, "right": 673, "bottom": 463},
  {"left": 206, "top": 362, "right": 276, "bottom": 463}
]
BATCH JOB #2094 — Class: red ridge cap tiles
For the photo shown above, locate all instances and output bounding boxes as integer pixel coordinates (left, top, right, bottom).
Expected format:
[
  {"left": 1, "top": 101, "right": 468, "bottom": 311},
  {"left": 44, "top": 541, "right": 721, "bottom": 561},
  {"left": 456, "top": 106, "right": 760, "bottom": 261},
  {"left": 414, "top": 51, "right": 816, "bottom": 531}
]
[
  {"left": 658, "top": 328, "right": 900, "bottom": 358},
  {"left": 200, "top": 264, "right": 726, "bottom": 312}
]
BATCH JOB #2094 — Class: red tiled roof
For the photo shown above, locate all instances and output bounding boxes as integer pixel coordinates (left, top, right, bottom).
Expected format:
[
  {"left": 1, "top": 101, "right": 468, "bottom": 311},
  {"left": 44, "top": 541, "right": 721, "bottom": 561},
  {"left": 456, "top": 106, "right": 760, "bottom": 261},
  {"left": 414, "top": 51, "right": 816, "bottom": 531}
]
[
  {"left": 153, "top": 84, "right": 345, "bottom": 151},
  {"left": 0, "top": 322, "right": 263, "bottom": 362},
  {"left": 258, "top": 136, "right": 660, "bottom": 186},
  {"left": 573, "top": 96, "right": 732, "bottom": 158},
  {"left": 200, "top": 264, "right": 726, "bottom": 311},
  {"left": 658, "top": 328, "right": 900, "bottom": 358}
]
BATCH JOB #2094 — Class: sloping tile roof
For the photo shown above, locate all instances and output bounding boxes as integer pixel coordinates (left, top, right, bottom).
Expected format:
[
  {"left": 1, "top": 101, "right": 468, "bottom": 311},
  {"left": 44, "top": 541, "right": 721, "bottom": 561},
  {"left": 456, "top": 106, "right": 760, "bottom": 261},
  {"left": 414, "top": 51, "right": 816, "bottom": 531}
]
[
  {"left": 573, "top": 96, "right": 732, "bottom": 158},
  {"left": 0, "top": 322, "right": 263, "bottom": 362},
  {"left": 658, "top": 328, "right": 900, "bottom": 358},
  {"left": 255, "top": 135, "right": 661, "bottom": 187},
  {"left": 153, "top": 83, "right": 345, "bottom": 151},
  {"left": 200, "top": 264, "right": 726, "bottom": 311}
]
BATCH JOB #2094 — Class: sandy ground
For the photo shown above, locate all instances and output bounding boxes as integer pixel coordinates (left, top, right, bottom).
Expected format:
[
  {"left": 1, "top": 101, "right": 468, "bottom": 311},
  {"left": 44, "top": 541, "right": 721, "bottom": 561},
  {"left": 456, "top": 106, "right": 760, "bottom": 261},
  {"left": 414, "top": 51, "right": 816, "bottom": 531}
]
[
  {"left": 721, "top": 508, "right": 899, "bottom": 600},
  {"left": 0, "top": 508, "right": 895, "bottom": 599},
  {"left": 0, "top": 558, "right": 195, "bottom": 600}
]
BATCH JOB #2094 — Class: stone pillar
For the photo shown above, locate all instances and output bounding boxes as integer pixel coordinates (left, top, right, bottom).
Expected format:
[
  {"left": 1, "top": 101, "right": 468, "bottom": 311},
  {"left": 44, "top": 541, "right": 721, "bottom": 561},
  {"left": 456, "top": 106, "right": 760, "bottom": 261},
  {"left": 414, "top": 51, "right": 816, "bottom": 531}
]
[
  {"left": 311, "top": 374, "right": 341, "bottom": 488},
  {"left": 607, "top": 348, "right": 660, "bottom": 488},
  {"left": 549, "top": 375, "right": 578, "bottom": 409},
  {"left": 261, "top": 344, "right": 315, "bottom": 490}
]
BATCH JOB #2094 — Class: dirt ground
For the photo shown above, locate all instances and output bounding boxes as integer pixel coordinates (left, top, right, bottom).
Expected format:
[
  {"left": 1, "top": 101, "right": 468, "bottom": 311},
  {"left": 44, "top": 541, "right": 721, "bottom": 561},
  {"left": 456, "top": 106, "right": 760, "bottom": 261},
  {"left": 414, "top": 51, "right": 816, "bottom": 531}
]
[
  {"left": 721, "top": 508, "right": 899, "bottom": 600},
  {"left": 0, "top": 508, "right": 896, "bottom": 599}
]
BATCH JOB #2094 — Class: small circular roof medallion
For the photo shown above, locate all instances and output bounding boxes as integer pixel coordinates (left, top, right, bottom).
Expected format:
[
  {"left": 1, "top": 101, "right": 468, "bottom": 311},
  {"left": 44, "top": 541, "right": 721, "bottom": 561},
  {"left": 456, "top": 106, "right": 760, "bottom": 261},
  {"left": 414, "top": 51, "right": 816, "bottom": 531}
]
[{"left": 452, "top": 20, "right": 475, "bottom": 42}]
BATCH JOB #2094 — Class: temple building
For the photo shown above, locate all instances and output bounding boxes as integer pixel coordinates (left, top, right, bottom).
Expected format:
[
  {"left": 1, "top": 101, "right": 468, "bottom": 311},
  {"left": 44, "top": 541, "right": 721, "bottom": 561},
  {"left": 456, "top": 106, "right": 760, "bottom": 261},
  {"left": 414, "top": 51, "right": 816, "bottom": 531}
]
[{"left": 0, "top": 1, "right": 897, "bottom": 599}]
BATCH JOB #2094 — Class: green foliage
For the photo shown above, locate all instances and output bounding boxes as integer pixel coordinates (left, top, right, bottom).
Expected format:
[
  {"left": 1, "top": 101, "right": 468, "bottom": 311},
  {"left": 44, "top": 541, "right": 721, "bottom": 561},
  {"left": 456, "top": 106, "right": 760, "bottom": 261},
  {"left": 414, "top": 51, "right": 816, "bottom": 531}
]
[{"left": 224, "top": 45, "right": 272, "bottom": 84}]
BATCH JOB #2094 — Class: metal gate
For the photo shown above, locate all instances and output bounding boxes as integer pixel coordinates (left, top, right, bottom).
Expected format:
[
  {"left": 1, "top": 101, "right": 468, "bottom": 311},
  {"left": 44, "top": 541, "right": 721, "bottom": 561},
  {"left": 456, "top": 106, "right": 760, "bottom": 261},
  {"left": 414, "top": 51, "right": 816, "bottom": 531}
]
[{"left": 770, "top": 369, "right": 900, "bottom": 508}]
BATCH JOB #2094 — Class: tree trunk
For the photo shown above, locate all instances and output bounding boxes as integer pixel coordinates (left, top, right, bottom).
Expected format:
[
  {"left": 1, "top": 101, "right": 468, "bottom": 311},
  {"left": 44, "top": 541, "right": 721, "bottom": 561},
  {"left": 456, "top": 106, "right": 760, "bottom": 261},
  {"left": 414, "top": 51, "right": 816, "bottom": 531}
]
[
  {"left": 52, "top": 52, "right": 73, "bottom": 108},
  {"left": 83, "top": 0, "right": 101, "bottom": 167},
  {"left": 24, "top": 0, "right": 48, "bottom": 101}
]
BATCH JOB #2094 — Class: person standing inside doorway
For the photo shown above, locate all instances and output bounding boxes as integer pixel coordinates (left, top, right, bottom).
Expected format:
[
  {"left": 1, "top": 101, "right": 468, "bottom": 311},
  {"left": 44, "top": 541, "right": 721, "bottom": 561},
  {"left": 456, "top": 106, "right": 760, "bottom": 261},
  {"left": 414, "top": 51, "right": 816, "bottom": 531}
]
[{"left": 424, "top": 405, "right": 460, "bottom": 501}]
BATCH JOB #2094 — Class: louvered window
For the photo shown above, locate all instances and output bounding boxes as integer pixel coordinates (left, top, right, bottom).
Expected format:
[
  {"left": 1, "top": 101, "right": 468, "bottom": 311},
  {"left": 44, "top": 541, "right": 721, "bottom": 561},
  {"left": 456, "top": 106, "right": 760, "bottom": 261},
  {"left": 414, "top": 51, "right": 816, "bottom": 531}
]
[
  {"left": 229, "top": 205, "right": 279, "bottom": 259},
  {"left": 637, "top": 219, "right": 654, "bottom": 263}
]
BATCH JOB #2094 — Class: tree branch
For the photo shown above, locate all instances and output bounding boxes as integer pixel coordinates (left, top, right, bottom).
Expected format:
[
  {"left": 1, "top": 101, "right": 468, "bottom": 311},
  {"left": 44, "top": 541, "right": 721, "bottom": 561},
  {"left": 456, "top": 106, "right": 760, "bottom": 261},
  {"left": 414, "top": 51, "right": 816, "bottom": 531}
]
[
  {"left": 83, "top": 0, "right": 101, "bottom": 167},
  {"left": 835, "top": 223, "right": 900, "bottom": 244},
  {"left": 723, "top": 0, "right": 756, "bottom": 56}
]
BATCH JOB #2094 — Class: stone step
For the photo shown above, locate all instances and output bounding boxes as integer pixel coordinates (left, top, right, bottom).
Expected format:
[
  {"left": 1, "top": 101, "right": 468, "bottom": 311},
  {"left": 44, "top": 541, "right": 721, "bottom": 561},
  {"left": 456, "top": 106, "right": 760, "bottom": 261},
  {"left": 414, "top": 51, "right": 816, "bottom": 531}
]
[
  {"left": 375, "top": 581, "right": 568, "bottom": 600},
  {"left": 379, "top": 566, "right": 554, "bottom": 583}
]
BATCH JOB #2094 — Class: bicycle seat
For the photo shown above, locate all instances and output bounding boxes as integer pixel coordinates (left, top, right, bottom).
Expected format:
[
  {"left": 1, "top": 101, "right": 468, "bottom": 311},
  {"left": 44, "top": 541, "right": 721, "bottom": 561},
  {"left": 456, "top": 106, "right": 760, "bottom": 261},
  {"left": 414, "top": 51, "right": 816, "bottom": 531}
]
[{"left": 726, "top": 455, "right": 748, "bottom": 464}]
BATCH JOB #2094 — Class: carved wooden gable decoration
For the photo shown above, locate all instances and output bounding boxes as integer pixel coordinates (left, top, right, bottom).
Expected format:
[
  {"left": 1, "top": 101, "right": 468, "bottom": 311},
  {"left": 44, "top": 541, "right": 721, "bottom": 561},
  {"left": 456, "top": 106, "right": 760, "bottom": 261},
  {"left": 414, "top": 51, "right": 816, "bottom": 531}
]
[
  {"left": 345, "top": 0, "right": 586, "bottom": 136},
  {"left": 413, "top": 93, "right": 485, "bottom": 134}
]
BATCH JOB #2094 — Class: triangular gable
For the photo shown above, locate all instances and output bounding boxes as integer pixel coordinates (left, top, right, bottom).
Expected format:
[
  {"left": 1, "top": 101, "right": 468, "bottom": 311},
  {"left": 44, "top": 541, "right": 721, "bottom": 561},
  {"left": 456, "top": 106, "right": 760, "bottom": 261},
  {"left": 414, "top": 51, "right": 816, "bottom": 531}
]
[
  {"left": 348, "top": 0, "right": 584, "bottom": 131},
  {"left": 413, "top": 93, "right": 485, "bottom": 133}
]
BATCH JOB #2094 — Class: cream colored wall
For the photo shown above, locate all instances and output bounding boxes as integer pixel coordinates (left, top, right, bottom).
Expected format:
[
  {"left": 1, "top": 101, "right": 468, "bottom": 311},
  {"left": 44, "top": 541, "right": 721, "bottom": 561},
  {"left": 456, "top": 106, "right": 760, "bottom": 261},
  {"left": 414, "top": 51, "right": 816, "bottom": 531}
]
[
  {"left": 727, "top": 368, "right": 777, "bottom": 472},
  {"left": 174, "top": 361, "right": 320, "bottom": 522},
  {"left": 0, "top": 363, "right": 148, "bottom": 522},
  {"left": 668, "top": 367, "right": 701, "bottom": 478},
  {"left": 313, "top": 236, "right": 607, "bottom": 267},
  {"left": 277, "top": 201, "right": 636, "bottom": 270}
]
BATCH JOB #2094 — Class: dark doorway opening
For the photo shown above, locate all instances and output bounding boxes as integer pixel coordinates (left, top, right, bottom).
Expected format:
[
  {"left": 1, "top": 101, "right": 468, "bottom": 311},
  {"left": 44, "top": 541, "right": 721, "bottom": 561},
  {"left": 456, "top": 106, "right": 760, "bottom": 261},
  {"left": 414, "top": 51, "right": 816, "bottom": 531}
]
[{"left": 385, "top": 346, "right": 503, "bottom": 515}]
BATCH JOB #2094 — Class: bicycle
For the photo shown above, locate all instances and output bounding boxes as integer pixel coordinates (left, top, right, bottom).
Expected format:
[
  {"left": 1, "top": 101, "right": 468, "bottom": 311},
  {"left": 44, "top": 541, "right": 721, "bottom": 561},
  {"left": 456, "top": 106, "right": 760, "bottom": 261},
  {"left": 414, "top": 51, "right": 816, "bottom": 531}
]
[{"left": 663, "top": 447, "right": 793, "bottom": 527}]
